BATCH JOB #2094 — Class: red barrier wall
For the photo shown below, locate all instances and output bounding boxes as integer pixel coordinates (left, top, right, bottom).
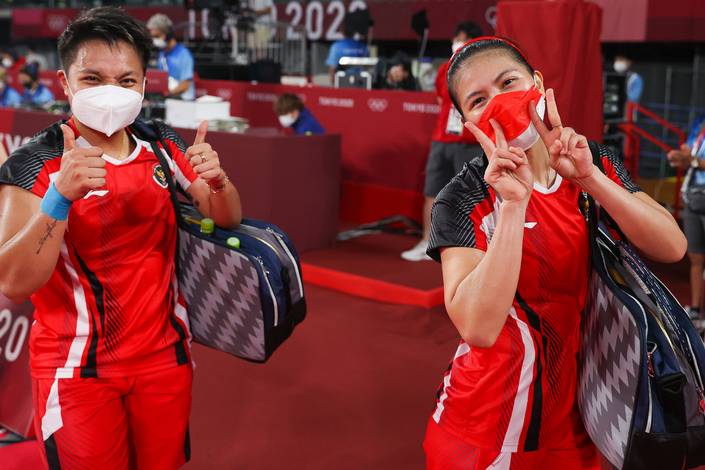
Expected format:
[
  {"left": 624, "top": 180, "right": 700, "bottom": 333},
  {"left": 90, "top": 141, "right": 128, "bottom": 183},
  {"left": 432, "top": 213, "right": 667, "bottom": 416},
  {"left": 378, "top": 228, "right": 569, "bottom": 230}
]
[{"left": 5, "top": 73, "right": 439, "bottom": 223}]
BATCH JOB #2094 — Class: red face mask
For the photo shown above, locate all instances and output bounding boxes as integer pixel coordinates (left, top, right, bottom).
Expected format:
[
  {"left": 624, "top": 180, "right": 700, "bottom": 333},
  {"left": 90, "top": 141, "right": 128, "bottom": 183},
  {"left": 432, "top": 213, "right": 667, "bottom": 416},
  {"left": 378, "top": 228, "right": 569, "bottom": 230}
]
[{"left": 475, "top": 86, "right": 545, "bottom": 150}]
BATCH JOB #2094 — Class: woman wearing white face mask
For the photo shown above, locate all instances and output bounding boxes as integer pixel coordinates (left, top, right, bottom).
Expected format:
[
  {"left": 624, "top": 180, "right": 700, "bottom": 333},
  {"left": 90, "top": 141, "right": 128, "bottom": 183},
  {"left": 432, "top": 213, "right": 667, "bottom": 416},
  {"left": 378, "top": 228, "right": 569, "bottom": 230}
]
[
  {"left": 0, "top": 7, "right": 242, "bottom": 469},
  {"left": 274, "top": 93, "right": 325, "bottom": 136},
  {"left": 423, "top": 37, "right": 685, "bottom": 469}
]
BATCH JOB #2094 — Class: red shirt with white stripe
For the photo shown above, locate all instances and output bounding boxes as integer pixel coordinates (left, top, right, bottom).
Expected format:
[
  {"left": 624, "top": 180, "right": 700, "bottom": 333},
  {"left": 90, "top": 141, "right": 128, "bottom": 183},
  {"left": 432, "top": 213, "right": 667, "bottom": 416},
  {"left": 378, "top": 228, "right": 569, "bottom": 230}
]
[
  {"left": 427, "top": 144, "right": 640, "bottom": 452},
  {"left": 431, "top": 61, "right": 477, "bottom": 144},
  {"left": 0, "top": 118, "right": 197, "bottom": 379}
]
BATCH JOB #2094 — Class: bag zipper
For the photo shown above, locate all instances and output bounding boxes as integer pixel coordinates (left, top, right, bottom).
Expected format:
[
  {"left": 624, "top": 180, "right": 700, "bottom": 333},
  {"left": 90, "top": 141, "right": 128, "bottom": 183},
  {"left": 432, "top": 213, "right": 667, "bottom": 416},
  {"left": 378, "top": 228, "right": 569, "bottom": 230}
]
[
  {"left": 255, "top": 256, "right": 279, "bottom": 327},
  {"left": 266, "top": 227, "right": 304, "bottom": 298},
  {"left": 656, "top": 279, "right": 705, "bottom": 395}
]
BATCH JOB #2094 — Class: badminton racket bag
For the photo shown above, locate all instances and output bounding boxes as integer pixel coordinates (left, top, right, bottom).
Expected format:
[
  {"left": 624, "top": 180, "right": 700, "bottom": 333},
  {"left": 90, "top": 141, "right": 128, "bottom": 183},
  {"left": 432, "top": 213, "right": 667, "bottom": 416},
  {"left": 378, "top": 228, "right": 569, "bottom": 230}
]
[
  {"left": 577, "top": 142, "right": 705, "bottom": 470},
  {"left": 134, "top": 119, "right": 306, "bottom": 362}
]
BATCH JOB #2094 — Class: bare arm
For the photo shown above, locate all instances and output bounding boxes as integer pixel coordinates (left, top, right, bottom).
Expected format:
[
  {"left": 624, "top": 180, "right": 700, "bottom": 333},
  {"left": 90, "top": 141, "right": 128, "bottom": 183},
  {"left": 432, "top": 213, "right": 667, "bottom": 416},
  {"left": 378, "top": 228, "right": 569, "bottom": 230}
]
[
  {"left": 530, "top": 89, "right": 686, "bottom": 263},
  {"left": 441, "top": 200, "right": 528, "bottom": 347},
  {"left": 0, "top": 186, "right": 67, "bottom": 301},
  {"left": 184, "top": 122, "right": 242, "bottom": 228},
  {"left": 169, "top": 79, "right": 192, "bottom": 97},
  {"left": 440, "top": 120, "right": 534, "bottom": 347},
  {"left": 187, "top": 179, "right": 242, "bottom": 228},
  {"left": 578, "top": 173, "right": 685, "bottom": 262},
  {"left": 0, "top": 124, "right": 106, "bottom": 301}
]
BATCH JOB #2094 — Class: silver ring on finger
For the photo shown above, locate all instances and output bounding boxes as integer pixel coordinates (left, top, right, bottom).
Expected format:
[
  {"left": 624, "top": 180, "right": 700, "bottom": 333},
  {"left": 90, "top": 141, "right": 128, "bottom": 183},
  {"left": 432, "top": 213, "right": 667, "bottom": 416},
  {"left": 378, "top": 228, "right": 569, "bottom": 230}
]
[{"left": 200, "top": 154, "right": 206, "bottom": 164}]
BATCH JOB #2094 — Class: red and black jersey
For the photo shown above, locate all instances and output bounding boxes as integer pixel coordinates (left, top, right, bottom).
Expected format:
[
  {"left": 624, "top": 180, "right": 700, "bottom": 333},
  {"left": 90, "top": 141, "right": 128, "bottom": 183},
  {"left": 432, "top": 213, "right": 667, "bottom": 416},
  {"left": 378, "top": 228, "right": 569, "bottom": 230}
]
[
  {"left": 427, "top": 144, "right": 640, "bottom": 452},
  {"left": 0, "top": 117, "right": 198, "bottom": 379}
]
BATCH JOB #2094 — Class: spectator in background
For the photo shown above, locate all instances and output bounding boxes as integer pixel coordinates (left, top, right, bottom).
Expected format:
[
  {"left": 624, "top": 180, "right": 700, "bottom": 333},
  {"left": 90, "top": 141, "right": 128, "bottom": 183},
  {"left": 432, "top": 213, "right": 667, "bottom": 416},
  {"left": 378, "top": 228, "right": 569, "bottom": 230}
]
[
  {"left": 667, "top": 116, "right": 705, "bottom": 333},
  {"left": 147, "top": 13, "right": 195, "bottom": 100},
  {"left": 614, "top": 54, "right": 643, "bottom": 104},
  {"left": 19, "top": 63, "right": 54, "bottom": 108},
  {"left": 274, "top": 93, "right": 325, "bottom": 135},
  {"left": 0, "top": 68, "right": 22, "bottom": 108},
  {"left": 375, "top": 52, "right": 417, "bottom": 91},
  {"left": 0, "top": 50, "right": 26, "bottom": 74},
  {"left": 326, "top": 19, "right": 369, "bottom": 85},
  {"left": 248, "top": 0, "right": 275, "bottom": 55},
  {"left": 402, "top": 21, "right": 482, "bottom": 261},
  {"left": 25, "top": 45, "right": 50, "bottom": 71}
]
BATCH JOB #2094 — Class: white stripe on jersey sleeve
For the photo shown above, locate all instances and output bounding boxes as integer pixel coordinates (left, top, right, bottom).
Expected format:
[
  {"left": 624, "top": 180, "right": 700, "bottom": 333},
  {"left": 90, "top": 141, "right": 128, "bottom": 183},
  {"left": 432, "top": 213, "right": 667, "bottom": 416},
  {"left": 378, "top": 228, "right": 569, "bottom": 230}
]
[{"left": 160, "top": 147, "right": 192, "bottom": 191}]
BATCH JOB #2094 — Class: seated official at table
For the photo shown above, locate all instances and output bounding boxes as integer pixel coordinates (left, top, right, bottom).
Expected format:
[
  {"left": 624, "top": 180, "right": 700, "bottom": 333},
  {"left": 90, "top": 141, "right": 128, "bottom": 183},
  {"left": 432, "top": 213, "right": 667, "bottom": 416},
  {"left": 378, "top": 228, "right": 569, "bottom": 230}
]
[
  {"left": 275, "top": 93, "right": 325, "bottom": 136},
  {"left": 375, "top": 53, "right": 418, "bottom": 91},
  {"left": 0, "top": 69, "right": 22, "bottom": 108},
  {"left": 19, "top": 63, "right": 54, "bottom": 108}
]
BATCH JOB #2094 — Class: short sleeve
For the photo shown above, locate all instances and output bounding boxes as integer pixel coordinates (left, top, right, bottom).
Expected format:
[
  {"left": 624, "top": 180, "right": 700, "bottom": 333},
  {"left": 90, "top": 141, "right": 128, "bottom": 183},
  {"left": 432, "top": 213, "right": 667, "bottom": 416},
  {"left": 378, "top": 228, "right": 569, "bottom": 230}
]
[
  {"left": 162, "top": 140, "right": 197, "bottom": 191},
  {"left": 326, "top": 43, "right": 340, "bottom": 67},
  {"left": 155, "top": 123, "right": 198, "bottom": 191},
  {"left": 597, "top": 144, "right": 641, "bottom": 194},
  {"left": 176, "top": 49, "right": 194, "bottom": 82},
  {"left": 0, "top": 147, "right": 61, "bottom": 198},
  {"left": 427, "top": 164, "right": 495, "bottom": 262}
]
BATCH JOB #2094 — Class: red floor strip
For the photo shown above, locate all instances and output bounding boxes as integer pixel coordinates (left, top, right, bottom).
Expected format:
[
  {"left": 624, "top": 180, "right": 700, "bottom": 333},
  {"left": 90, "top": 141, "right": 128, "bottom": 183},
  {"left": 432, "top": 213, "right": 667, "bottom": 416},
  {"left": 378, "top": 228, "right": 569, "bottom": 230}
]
[{"left": 302, "top": 263, "right": 444, "bottom": 308}]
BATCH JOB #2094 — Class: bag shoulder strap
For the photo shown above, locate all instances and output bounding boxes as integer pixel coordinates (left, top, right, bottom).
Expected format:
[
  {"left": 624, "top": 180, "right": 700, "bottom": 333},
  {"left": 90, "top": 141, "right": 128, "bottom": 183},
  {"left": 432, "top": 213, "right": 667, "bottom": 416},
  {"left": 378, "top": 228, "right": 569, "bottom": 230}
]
[{"left": 581, "top": 141, "right": 605, "bottom": 237}]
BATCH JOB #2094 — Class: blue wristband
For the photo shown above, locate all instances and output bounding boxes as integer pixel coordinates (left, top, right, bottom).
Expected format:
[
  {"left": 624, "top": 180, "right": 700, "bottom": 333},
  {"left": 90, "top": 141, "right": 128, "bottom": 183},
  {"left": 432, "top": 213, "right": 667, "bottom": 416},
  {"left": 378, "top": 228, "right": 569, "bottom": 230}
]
[{"left": 40, "top": 183, "right": 72, "bottom": 221}]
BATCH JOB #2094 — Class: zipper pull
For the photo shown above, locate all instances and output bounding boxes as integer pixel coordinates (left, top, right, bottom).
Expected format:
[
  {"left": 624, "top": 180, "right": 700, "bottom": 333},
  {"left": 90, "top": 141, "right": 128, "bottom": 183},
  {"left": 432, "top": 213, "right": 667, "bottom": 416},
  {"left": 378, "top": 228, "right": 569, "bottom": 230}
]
[
  {"left": 697, "top": 387, "right": 705, "bottom": 415},
  {"left": 647, "top": 342, "right": 657, "bottom": 378},
  {"left": 647, "top": 353, "right": 655, "bottom": 378}
]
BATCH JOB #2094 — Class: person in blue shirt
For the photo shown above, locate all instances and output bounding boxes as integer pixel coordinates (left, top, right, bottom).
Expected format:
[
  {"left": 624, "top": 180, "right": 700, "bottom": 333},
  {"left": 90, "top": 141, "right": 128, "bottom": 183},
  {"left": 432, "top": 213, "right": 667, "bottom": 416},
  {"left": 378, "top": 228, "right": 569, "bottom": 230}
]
[
  {"left": 0, "top": 68, "right": 22, "bottom": 108},
  {"left": 147, "top": 13, "right": 195, "bottom": 100},
  {"left": 667, "top": 116, "right": 705, "bottom": 329},
  {"left": 614, "top": 54, "right": 643, "bottom": 103},
  {"left": 274, "top": 93, "right": 325, "bottom": 135},
  {"left": 326, "top": 17, "right": 369, "bottom": 85},
  {"left": 19, "top": 63, "right": 54, "bottom": 109}
]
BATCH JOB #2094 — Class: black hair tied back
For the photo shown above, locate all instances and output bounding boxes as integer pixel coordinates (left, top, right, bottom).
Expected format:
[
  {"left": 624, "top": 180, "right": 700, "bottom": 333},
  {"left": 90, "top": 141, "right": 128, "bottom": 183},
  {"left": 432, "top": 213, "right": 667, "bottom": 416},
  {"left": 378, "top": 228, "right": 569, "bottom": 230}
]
[{"left": 446, "top": 37, "right": 535, "bottom": 117}]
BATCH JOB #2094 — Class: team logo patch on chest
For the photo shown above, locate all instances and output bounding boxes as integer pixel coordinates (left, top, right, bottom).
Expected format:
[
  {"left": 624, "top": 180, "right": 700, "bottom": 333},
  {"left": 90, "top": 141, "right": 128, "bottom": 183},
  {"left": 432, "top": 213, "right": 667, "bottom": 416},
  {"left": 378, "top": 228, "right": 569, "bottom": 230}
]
[{"left": 152, "top": 163, "right": 169, "bottom": 189}]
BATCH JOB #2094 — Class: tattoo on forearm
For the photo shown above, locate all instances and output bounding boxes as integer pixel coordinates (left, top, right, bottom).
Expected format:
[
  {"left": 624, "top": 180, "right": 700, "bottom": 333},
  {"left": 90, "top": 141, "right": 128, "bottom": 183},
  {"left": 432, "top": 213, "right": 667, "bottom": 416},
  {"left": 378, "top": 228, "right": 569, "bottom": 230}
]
[{"left": 36, "top": 220, "right": 58, "bottom": 255}]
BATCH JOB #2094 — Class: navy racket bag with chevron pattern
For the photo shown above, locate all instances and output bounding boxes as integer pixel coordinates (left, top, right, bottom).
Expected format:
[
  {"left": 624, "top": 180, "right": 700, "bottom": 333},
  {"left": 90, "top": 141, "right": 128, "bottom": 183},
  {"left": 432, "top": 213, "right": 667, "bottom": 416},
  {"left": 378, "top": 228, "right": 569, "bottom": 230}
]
[
  {"left": 578, "top": 143, "right": 705, "bottom": 469},
  {"left": 132, "top": 119, "right": 306, "bottom": 362}
]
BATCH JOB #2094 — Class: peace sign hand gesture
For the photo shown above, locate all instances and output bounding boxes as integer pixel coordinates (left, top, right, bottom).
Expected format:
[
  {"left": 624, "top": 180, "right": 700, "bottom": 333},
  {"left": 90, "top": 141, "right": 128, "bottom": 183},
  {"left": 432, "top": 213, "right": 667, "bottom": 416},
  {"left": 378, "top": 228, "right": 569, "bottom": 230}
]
[
  {"left": 466, "top": 118, "right": 533, "bottom": 203},
  {"left": 528, "top": 89, "right": 596, "bottom": 184}
]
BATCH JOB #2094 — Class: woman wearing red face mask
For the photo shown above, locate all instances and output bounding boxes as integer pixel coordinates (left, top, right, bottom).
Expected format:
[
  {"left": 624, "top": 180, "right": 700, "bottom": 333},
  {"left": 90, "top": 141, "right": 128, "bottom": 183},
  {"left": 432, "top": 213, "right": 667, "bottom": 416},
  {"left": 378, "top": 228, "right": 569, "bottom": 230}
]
[{"left": 423, "top": 37, "right": 686, "bottom": 469}]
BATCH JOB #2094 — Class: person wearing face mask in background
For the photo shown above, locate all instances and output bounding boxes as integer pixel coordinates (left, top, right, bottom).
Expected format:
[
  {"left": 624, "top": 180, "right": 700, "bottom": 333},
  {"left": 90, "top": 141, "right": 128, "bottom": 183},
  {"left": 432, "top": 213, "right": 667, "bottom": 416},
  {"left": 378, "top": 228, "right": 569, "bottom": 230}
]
[
  {"left": 0, "top": 68, "right": 22, "bottom": 108},
  {"left": 0, "top": 7, "right": 242, "bottom": 469},
  {"left": 614, "top": 53, "right": 644, "bottom": 105},
  {"left": 19, "top": 62, "right": 54, "bottom": 109},
  {"left": 326, "top": 16, "right": 369, "bottom": 86},
  {"left": 422, "top": 37, "right": 685, "bottom": 469},
  {"left": 0, "top": 50, "right": 26, "bottom": 74},
  {"left": 401, "top": 21, "right": 482, "bottom": 261},
  {"left": 274, "top": 93, "right": 325, "bottom": 136},
  {"left": 147, "top": 13, "right": 195, "bottom": 100}
]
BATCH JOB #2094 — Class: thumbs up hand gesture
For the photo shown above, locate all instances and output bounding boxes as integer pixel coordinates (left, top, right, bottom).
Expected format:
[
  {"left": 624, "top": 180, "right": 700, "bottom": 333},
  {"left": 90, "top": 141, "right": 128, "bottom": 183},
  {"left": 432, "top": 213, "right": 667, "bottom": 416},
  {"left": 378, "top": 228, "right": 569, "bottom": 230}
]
[
  {"left": 185, "top": 121, "right": 226, "bottom": 188},
  {"left": 54, "top": 124, "right": 107, "bottom": 201}
]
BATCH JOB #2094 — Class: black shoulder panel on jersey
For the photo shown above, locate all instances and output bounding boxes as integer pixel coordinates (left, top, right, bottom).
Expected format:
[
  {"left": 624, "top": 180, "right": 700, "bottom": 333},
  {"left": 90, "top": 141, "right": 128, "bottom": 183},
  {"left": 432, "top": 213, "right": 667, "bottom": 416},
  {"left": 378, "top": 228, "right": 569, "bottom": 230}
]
[{"left": 0, "top": 119, "right": 66, "bottom": 191}]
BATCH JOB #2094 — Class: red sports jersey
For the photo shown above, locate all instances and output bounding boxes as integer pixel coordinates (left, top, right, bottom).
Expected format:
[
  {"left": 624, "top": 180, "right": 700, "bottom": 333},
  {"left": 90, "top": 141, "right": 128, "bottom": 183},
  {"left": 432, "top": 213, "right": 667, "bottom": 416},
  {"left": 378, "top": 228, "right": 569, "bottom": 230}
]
[
  {"left": 0, "top": 117, "right": 198, "bottom": 379},
  {"left": 426, "top": 144, "right": 640, "bottom": 454},
  {"left": 431, "top": 61, "right": 477, "bottom": 144}
]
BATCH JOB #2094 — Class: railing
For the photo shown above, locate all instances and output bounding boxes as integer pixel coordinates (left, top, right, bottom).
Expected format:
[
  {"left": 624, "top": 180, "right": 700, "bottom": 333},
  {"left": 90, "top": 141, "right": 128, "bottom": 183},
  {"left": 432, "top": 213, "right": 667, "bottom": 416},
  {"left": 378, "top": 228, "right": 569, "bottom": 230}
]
[
  {"left": 182, "top": 18, "right": 308, "bottom": 77},
  {"left": 618, "top": 101, "right": 687, "bottom": 217}
]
